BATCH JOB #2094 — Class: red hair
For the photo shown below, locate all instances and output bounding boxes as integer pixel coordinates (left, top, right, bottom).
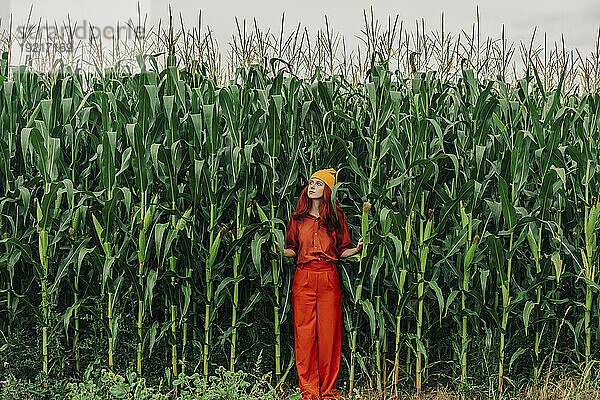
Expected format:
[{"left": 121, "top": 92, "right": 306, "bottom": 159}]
[{"left": 291, "top": 184, "right": 345, "bottom": 234}]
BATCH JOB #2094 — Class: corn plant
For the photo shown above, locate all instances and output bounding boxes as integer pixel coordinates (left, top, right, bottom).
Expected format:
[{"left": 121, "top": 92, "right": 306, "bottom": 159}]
[{"left": 217, "top": 73, "right": 263, "bottom": 372}]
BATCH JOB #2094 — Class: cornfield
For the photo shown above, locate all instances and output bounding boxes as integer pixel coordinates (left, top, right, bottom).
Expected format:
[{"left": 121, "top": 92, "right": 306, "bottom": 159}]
[{"left": 2, "top": 8, "right": 600, "bottom": 398}]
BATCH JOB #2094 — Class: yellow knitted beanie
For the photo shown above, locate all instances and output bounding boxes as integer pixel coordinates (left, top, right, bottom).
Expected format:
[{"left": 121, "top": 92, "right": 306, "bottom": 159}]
[{"left": 309, "top": 168, "right": 336, "bottom": 191}]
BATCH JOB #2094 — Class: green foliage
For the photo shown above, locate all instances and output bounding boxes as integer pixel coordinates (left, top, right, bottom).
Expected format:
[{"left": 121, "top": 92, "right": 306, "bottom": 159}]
[
  {"left": 174, "top": 366, "right": 299, "bottom": 400},
  {"left": 0, "top": 366, "right": 295, "bottom": 400},
  {"left": 64, "top": 369, "right": 167, "bottom": 400},
  {"left": 0, "top": 378, "right": 58, "bottom": 400}
]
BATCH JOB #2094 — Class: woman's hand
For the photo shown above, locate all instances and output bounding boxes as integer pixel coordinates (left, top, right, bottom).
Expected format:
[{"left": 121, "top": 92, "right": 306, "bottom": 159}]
[
  {"left": 275, "top": 240, "right": 296, "bottom": 258},
  {"left": 355, "top": 237, "right": 363, "bottom": 253}
]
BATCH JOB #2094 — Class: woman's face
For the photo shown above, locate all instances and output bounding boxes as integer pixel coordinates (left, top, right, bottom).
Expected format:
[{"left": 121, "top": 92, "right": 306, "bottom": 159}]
[{"left": 308, "top": 178, "right": 325, "bottom": 199}]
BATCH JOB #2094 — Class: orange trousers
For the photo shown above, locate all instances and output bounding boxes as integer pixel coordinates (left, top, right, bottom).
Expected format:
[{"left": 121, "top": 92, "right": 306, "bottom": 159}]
[{"left": 291, "top": 260, "right": 342, "bottom": 400}]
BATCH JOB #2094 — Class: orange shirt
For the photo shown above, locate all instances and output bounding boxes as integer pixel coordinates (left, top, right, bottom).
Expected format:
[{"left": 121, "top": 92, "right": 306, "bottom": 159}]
[{"left": 284, "top": 210, "right": 354, "bottom": 266}]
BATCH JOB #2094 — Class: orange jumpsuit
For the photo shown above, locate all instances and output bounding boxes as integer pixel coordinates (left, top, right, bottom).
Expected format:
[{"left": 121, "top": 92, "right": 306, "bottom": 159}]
[{"left": 285, "top": 211, "right": 354, "bottom": 400}]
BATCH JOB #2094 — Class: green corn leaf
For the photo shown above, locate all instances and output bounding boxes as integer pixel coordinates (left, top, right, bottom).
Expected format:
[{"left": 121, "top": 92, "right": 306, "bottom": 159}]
[
  {"left": 428, "top": 280, "right": 445, "bottom": 325},
  {"left": 522, "top": 300, "right": 535, "bottom": 336},
  {"left": 498, "top": 176, "right": 516, "bottom": 229},
  {"left": 360, "top": 299, "right": 376, "bottom": 340},
  {"left": 487, "top": 235, "right": 507, "bottom": 286}
]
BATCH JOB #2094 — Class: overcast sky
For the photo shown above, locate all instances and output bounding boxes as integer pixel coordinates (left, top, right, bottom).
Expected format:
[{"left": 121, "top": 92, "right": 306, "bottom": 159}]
[{"left": 1, "top": 0, "right": 599, "bottom": 72}]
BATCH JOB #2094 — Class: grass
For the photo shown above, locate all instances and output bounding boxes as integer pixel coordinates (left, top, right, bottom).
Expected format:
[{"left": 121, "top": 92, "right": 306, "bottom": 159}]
[{"left": 308, "top": 369, "right": 600, "bottom": 399}]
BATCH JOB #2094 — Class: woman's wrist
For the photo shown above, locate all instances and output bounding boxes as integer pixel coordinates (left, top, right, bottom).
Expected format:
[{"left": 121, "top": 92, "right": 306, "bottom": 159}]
[
  {"left": 283, "top": 248, "right": 296, "bottom": 258},
  {"left": 339, "top": 247, "right": 358, "bottom": 259}
]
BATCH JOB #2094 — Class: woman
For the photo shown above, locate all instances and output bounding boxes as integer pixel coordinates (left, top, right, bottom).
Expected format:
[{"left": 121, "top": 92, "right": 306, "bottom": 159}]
[{"left": 274, "top": 168, "right": 363, "bottom": 400}]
